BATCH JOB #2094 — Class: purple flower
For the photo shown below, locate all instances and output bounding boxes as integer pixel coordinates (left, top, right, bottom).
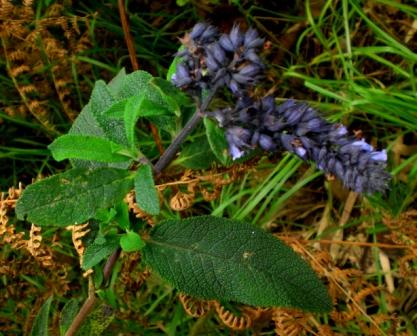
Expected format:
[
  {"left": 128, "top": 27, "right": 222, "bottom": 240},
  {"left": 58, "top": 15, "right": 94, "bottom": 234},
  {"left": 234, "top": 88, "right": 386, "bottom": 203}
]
[{"left": 213, "top": 96, "right": 391, "bottom": 194}]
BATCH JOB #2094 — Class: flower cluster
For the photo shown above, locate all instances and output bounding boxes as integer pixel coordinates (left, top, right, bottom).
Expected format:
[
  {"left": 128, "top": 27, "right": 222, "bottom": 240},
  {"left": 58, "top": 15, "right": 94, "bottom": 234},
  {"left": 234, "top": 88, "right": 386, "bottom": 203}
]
[
  {"left": 212, "top": 97, "right": 390, "bottom": 194},
  {"left": 171, "top": 22, "right": 264, "bottom": 96},
  {"left": 172, "top": 23, "right": 390, "bottom": 194}
]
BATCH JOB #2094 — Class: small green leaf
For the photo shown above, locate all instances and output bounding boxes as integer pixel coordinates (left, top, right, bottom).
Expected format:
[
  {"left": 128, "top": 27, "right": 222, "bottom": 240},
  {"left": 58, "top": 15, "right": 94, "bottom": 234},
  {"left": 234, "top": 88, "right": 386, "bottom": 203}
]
[
  {"left": 114, "top": 70, "right": 153, "bottom": 100},
  {"left": 59, "top": 299, "right": 79, "bottom": 336},
  {"left": 150, "top": 77, "right": 191, "bottom": 117},
  {"left": 204, "top": 117, "right": 231, "bottom": 166},
  {"left": 134, "top": 164, "right": 160, "bottom": 215},
  {"left": 114, "top": 202, "right": 130, "bottom": 230},
  {"left": 178, "top": 137, "right": 217, "bottom": 169},
  {"left": 124, "top": 94, "right": 169, "bottom": 148},
  {"left": 107, "top": 68, "right": 127, "bottom": 95},
  {"left": 120, "top": 231, "right": 145, "bottom": 252},
  {"left": 16, "top": 168, "right": 133, "bottom": 226},
  {"left": 103, "top": 100, "right": 128, "bottom": 119},
  {"left": 94, "top": 208, "right": 117, "bottom": 224},
  {"left": 166, "top": 46, "right": 185, "bottom": 81},
  {"left": 82, "top": 235, "right": 120, "bottom": 270},
  {"left": 30, "top": 296, "right": 53, "bottom": 336},
  {"left": 49, "top": 135, "right": 132, "bottom": 163},
  {"left": 142, "top": 216, "right": 332, "bottom": 312}
]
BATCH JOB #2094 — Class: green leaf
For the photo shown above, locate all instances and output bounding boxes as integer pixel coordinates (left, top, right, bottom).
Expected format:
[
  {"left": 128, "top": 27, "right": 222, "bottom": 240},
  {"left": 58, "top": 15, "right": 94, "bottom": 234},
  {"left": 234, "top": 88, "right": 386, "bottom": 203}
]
[
  {"left": 107, "top": 68, "right": 127, "bottom": 95},
  {"left": 142, "top": 216, "right": 332, "bottom": 312},
  {"left": 103, "top": 100, "right": 128, "bottom": 119},
  {"left": 94, "top": 208, "right": 117, "bottom": 224},
  {"left": 114, "top": 202, "right": 130, "bottom": 230},
  {"left": 82, "top": 235, "right": 120, "bottom": 270},
  {"left": 59, "top": 299, "right": 79, "bottom": 336},
  {"left": 68, "top": 84, "right": 130, "bottom": 170},
  {"left": 120, "top": 231, "right": 145, "bottom": 252},
  {"left": 16, "top": 168, "right": 133, "bottom": 226},
  {"left": 166, "top": 46, "right": 185, "bottom": 81},
  {"left": 113, "top": 70, "right": 153, "bottom": 100},
  {"left": 178, "top": 137, "right": 217, "bottom": 169},
  {"left": 30, "top": 296, "right": 53, "bottom": 336},
  {"left": 204, "top": 117, "right": 231, "bottom": 166},
  {"left": 48, "top": 135, "right": 132, "bottom": 163},
  {"left": 134, "top": 164, "right": 160, "bottom": 215},
  {"left": 150, "top": 77, "right": 191, "bottom": 117},
  {"left": 124, "top": 94, "right": 169, "bottom": 148}
]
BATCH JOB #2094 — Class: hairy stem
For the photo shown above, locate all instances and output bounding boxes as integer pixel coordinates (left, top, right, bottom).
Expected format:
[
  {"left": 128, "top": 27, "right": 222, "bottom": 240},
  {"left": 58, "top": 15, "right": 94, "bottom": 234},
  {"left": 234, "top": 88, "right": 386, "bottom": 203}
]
[{"left": 154, "top": 88, "right": 218, "bottom": 174}]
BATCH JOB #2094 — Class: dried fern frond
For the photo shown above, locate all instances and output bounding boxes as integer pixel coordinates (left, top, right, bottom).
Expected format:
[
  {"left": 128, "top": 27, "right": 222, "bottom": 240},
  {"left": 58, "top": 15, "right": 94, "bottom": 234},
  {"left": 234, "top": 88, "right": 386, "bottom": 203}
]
[
  {"left": 214, "top": 302, "right": 252, "bottom": 330},
  {"left": 0, "top": 184, "right": 26, "bottom": 250},
  {"left": 125, "top": 191, "right": 154, "bottom": 225},
  {"left": 66, "top": 223, "right": 92, "bottom": 277},
  {"left": 179, "top": 294, "right": 211, "bottom": 317},
  {"left": 272, "top": 308, "right": 310, "bottom": 336},
  {"left": 25, "top": 224, "right": 53, "bottom": 268},
  {"left": 170, "top": 191, "right": 194, "bottom": 211}
]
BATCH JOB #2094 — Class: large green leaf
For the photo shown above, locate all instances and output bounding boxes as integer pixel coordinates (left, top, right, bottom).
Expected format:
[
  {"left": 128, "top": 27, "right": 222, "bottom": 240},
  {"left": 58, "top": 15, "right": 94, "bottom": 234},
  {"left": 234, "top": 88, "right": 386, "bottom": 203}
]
[
  {"left": 48, "top": 135, "right": 132, "bottom": 163},
  {"left": 30, "top": 296, "right": 53, "bottom": 336},
  {"left": 134, "top": 164, "right": 160, "bottom": 215},
  {"left": 16, "top": 168, "right": 133, "bottom": 226},
  {"left": 142, "top": 216, "right": 332, "bottom": 312}
]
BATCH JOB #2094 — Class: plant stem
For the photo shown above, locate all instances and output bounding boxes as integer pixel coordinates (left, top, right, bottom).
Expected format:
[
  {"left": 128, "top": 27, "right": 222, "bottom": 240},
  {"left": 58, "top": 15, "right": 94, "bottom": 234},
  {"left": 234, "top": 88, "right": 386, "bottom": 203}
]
[
  {"left": 154, "top": 88, "right": 218, "bottom": 174},
  {"left": 65, "top": 251, "right": 119, "bottom": 336}
]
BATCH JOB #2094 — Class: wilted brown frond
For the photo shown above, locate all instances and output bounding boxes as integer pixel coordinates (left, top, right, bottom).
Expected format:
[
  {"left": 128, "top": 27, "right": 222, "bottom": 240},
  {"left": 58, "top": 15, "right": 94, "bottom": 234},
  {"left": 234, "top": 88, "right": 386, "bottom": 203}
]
[
  {"left": 272, "top": 308, "right": 310, "bottom": 336},
  {"left": 214, "top": 302, "right": 252, "bottom": 330},
  {"left": 0, "top": 184, "right": 26, "bottom": 250},
  {"left": 179, "top": 294, "right": 211, "bottom": 317},
  {"left": 125, "top": 191, "right": 155, "bottom": 225},
  {"left": 66, "top": 223, "right": 92, "bottom": 277},
  {"left": 26, "top": 224, "right": 54, "bottom": 268},
  {"left": 0, "top": 0, "right": 93, "bottom": 126}
]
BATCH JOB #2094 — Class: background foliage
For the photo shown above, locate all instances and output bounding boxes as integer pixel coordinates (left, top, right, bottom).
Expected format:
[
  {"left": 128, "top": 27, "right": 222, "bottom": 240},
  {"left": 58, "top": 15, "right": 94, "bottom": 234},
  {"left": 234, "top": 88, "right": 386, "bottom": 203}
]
[{"left": 1, "top": 0, "right": 417, "bottom": 335}]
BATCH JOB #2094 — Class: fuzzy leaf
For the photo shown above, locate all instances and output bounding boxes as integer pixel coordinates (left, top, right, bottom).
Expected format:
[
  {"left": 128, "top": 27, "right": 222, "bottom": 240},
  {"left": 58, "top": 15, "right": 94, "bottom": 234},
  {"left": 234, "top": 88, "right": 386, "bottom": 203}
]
[
  {"left": 134, "top": 164, "right": 160, "bottom": 215},
  {"left": 30, "top": 296, "right": 53, "bottom": 336},
  {"left": 150, "top": 77, "right": 191, "bottom": 117},
  {"left": 107, "top": 68, "right": 127, "bottom": 95},
  {"left": 49, "top": 135, "right": 132, "bottom": 163},
  {"left": 68, "top": 83, "right": 130, "bottom": 170},
  {"left": 113, "top": 70, "right": 153, "bottom": 100},
  {"left": 82, "top": 235, "right": 120, "bottom": 270},
  {"left": 16, "top": 168, "right": 133, "bottom": 226},
  {"left": 142, "top": 216, "right": 332, "bottom": 312},
  {"left": 120, "top": 231, "right": 145, "bottom": 252},
  {"left": 178, "top": 137, "right": 217, "bottom": 169},
  {"left": 204, "top": 117, "right": 231, "bottom": 166},
  {"left": 124, "top": 94, "right": 169, "bottom": 148}
]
